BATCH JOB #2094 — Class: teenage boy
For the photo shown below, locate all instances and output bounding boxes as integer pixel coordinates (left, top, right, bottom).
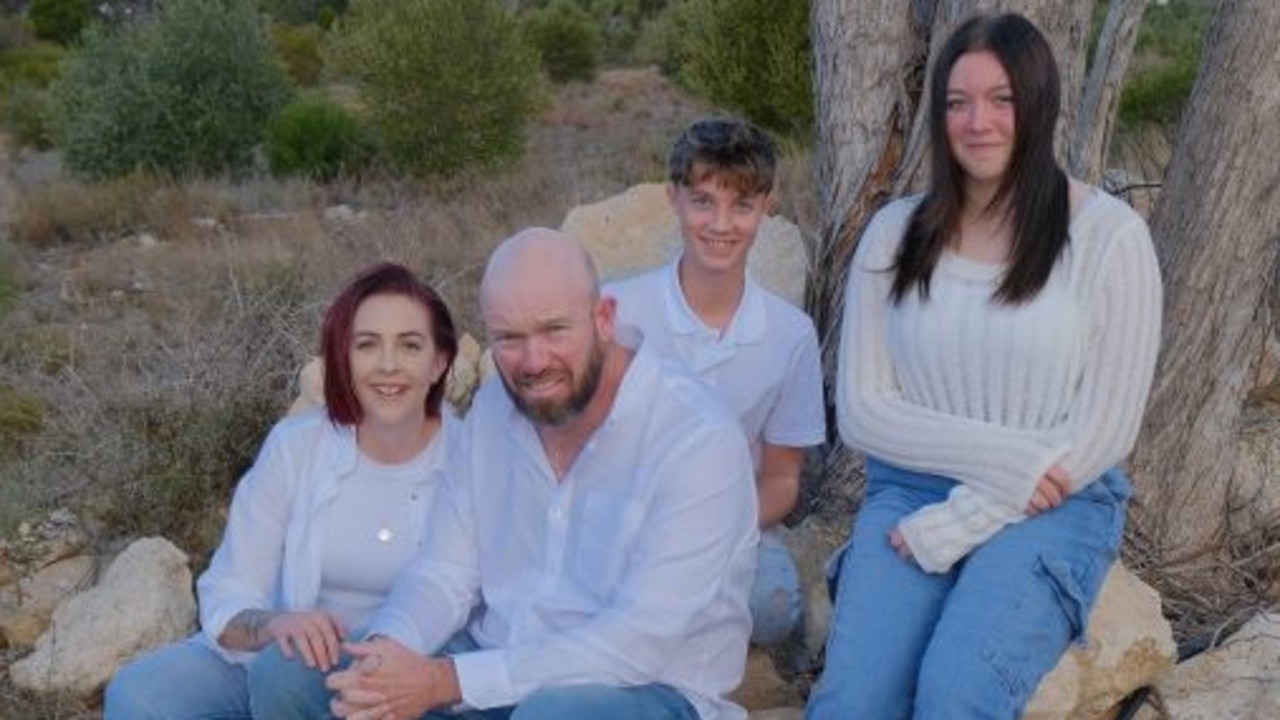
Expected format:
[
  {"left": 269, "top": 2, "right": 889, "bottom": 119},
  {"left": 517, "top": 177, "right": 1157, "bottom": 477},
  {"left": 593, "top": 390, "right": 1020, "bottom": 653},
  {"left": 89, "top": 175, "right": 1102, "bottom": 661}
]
[{"left": 604, "top": 118, "right": 826, "bottom": 646}]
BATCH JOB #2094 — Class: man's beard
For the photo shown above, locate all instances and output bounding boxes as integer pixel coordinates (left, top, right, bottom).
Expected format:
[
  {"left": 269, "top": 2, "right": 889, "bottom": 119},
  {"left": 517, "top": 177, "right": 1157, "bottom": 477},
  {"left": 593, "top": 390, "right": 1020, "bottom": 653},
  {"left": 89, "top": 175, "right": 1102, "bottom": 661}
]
[{"left": 501, "top": 339, "right": 606, "bottom": 427}]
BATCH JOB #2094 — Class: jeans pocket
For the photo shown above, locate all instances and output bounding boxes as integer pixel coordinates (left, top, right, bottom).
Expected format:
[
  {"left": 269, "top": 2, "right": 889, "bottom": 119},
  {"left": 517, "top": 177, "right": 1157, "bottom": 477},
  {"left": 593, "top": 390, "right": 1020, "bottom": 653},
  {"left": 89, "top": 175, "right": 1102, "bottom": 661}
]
[{"left": 980, "top": 553, "right": 1108, "bottom": 700}]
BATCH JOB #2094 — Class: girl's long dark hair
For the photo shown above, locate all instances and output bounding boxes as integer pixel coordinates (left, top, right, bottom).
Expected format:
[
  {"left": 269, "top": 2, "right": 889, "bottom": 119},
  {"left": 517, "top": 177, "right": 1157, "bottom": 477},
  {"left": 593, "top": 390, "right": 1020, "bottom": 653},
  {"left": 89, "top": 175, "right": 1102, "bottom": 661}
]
[{"left": 891, "top": 12, "right": 1069, "bottom": 305}]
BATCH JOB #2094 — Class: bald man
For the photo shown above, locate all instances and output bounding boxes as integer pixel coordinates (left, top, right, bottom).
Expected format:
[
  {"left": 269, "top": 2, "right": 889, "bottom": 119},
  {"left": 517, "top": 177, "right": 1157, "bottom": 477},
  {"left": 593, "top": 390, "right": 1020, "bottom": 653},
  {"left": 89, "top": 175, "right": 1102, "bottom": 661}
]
[{"left": 327, "top": 228, "right": 759, "bottom": 720}]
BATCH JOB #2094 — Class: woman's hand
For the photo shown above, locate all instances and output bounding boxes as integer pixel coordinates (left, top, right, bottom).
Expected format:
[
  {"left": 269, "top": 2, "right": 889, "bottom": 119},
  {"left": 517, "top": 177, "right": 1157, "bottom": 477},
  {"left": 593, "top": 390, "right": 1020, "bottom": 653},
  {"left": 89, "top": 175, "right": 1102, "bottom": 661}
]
[
  {"left": 266, "top": 610, "right": 346, "bottom": 671},
  {"left": 1026, "top": 465, "right": 1072, "bottom": 516},
  {"left": 219, "top": 608, "right": 345, "bottom": 671}
]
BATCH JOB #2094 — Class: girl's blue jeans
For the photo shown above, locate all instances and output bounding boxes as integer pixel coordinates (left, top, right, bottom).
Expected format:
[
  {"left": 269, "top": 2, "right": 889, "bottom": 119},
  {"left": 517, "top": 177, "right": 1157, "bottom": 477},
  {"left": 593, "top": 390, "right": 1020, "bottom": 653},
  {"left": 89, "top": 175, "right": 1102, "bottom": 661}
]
[{"left": 805, "top": 457, "right": 1130, "bottom": 720}]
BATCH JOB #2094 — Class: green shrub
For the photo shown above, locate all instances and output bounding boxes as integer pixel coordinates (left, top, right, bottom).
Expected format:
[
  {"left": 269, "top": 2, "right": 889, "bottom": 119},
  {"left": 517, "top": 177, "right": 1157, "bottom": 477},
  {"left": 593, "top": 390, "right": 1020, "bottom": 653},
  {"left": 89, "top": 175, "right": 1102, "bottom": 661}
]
[
  {"left": 0, "top": 38, "right": 65, "bottom": 86},
  {"left": 272, "top": 22, "right": 324, "bottom": 87},
  {"left": 521, "top": 0, "right": 602, "bottom": 84},
  {"left": 28, "top": 0, "right": 94, "bottom": 45},
  {"left": 49, "top": 0, "right": 292, "bottom": 180},
  {"left": 328, "top": 0, "right": 545, "bottom": 178},
  {"left": 0, "top": 384, "right": 44, "bottom": 459},
  {"left": 633, "top": 0, "right": 694, "bottom": 76},
  {"left": 676, "top": 0, "right": 812, "bottom": 137},
  {"left": 261, "top": 0, "right": 348, "bottom": 25},
  {"left": 1116, "top": 0, "right": 1213, "bottom": 127},
  {"left": 265, "top": 94, "right": 372, "bottom": 180},
  {"left": 0, "top": 81, "right": 54, "bottom": 148},
  {"left": 0, "top": 251, "right": 20, "bottom": 315}
]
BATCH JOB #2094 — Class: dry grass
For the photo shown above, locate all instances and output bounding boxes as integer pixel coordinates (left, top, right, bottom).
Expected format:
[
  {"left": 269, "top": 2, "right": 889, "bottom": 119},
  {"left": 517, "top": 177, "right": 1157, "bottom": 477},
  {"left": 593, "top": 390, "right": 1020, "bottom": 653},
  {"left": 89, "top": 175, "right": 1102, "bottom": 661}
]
[{"left": 0, "top": 67, "right": 744, "bottom": 551}]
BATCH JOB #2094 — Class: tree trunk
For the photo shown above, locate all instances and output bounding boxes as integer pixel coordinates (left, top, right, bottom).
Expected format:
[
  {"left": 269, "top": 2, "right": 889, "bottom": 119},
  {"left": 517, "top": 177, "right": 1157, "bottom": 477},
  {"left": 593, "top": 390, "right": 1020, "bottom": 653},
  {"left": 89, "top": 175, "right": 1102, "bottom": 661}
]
[
  {"left": 806, "top": 0, "right": 921, "bottom": 517},
  {"left": 1068, "top": 0, "right": 1150, "bottom": 182},
  {"left": 1127, "top": 0, "right": 1280, "bottom": 626}
]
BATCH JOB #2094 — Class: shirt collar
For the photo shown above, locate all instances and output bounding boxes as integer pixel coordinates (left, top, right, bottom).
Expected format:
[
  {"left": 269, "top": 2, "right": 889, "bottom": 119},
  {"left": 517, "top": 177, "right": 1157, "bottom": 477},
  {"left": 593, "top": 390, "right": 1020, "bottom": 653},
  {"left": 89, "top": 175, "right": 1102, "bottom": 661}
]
[{"left": 661, "top": 256, "right": 766, "bottom": 345}]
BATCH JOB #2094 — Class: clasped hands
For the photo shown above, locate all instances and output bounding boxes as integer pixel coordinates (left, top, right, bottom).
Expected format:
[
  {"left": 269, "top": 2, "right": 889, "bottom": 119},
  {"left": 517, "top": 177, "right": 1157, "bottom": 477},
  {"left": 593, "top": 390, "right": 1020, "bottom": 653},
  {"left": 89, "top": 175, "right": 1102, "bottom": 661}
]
[
  {"left": 888, "top": 464, "right": 1073, "bottom": 562},
  {"left": 325, "top": 636, "right": 462, "bottom": 720}
]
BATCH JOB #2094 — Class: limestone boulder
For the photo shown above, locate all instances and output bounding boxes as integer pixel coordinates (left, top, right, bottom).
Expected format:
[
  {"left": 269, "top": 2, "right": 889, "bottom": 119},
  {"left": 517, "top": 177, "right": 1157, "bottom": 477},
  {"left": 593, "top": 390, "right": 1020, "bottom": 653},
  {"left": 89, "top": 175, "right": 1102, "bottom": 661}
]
[
  {"left": 731, "top": 648, "right": 801, "bottom": 711},
  {"left": 10, "top": 537, "right": 196, "bottom": 697},
  {"left": 0, "top": 507, "right": 90, "bottom": 573},
  {"left": 748, "top": 709, "right": 803, "bottom": 720},
  {"left": 780, "top": 516, "right": 848, "bottom": 669},
  {"left": 1021, "top": 564, "right": 1177, "bottom": 720},
  {"left": 1146, "top": 612, "right": 1280, "bottom": 719},
  {"left": 0, "top": 554, "right": 95, "bottom": 648},
  {"left": 286, "top": 355, "right": 325, "bottom": 417},
  {"left": 560, "top": 183, "right": 808, "bottom": 307},
  {"left": 446, "top": 333, "right": 484, "bottom": 410}
]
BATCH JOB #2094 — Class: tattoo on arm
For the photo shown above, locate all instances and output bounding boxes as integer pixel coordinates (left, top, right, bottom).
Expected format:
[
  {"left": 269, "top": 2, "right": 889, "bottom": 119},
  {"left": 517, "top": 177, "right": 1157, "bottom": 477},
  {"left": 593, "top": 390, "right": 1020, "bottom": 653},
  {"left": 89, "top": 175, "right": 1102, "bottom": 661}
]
[{"left": 218, "top": 609, "right": 277, "bottom": 651}]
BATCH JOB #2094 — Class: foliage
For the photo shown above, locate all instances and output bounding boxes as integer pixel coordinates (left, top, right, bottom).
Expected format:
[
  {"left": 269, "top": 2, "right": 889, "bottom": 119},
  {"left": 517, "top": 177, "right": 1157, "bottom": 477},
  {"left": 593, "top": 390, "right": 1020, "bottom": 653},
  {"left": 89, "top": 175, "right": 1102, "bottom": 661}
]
[
  {"left": 632, "top": 0, "right": 693, "bottom": 76},
  {"left": 1117, "top": 0, "right": 1214, "bottom": 127},
  {"left": 0, "top": 40, "right": 64, "bottom": 149},
  {"left": 670, "top": 0, "right": 812, "bottom": 137},
  {"left": 522, "top": 0, "right": 668, "bottom": 64},
  {"left": 328, "top": 0, "right": 545, "bottom": 178},
  {"left": 0, "top": 383, "right": 44, "bottom": 460},
  {"left": 272, "top": 21, "right": 324, "bottom": 87},
  {"left": 521, "top": 0, "right": 602, "bottom": 83},
  {"left": 261, "top": 0, "right": 348, "bottom": 26},
  {"left": 0, "top": 249, "right": 20, "bottom": 316},
  {"left": 265, "top": 93, "right": 373, "bottom": 180},
  {"left": 49, "top": 0, "right": 292, "bottom": 180},
  {"left": 0, "top": 81, "right": 54, "bottom": 148},
  {"left": 28, "top": 0, "right": 94, "bottom": 45}
]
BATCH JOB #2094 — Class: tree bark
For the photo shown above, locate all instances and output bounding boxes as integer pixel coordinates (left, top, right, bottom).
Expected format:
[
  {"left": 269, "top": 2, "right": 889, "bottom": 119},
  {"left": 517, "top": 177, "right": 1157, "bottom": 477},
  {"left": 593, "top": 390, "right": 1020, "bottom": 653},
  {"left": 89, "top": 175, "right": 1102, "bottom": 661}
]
[
  {"left": 1128, "top": 0, "right": 1280, "bottom": 605},
  {"left": 806, "top": 0, "right": 921, "bottom": 517},
  {"left": 1068, "top": 0, "right": 1149, "bottom": 182}
]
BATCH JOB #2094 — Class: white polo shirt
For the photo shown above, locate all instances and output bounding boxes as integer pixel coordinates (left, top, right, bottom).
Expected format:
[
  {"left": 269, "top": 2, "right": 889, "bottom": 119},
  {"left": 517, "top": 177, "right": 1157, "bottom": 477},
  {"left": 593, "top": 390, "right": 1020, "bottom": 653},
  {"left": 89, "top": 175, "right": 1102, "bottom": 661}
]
[
  {"left": 368, "top": 340, "right": 759, "bottom": 720},
  {"left": 604, "top": 259, "right": 826, "bottom": 467}
]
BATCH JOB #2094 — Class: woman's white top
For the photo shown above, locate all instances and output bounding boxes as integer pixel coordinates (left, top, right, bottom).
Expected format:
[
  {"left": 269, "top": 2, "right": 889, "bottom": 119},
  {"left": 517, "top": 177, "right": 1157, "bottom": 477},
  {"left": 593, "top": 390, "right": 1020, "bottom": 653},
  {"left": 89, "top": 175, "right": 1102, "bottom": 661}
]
[
  {"left": 196, "top": 408, "right": 457, "bottom": 663},
  {"left": 836, "top": 189, "right": 1162, "bottom": 572}
]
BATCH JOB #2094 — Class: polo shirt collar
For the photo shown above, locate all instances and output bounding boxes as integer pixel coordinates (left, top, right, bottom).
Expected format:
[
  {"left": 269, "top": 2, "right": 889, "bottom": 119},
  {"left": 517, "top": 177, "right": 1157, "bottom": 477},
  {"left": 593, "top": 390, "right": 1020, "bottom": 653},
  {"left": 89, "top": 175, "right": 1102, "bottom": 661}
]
[{"left": 662, "top": 256, "right": 766, "bottom": 345}]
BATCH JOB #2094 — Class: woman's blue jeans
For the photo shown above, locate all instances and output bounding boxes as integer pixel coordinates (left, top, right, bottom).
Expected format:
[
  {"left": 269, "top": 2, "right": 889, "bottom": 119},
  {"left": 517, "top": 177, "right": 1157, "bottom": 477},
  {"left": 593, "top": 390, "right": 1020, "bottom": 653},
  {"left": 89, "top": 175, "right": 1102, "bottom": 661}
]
[
  {"left": 805, "top": 457, "right": 1130, "bottom": 720},
  {"left": 104, "top": 635, "right": 698, "bottom": 720},
  {"left": 103, "top": 638, "right": 332, "bottom": 720}
]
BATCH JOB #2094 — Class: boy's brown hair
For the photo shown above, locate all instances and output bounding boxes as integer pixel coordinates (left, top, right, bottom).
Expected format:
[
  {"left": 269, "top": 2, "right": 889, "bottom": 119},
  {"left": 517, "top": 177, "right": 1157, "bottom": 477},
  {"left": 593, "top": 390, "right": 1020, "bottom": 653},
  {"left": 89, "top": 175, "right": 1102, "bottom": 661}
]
[{"left": 668, "top": 118, "right": 777, "bottom": 196}]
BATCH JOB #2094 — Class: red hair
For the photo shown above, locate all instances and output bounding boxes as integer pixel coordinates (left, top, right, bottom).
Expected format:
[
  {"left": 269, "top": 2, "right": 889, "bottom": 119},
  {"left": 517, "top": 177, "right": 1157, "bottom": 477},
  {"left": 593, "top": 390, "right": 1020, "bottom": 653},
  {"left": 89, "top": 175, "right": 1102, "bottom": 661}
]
[{"left": 321, "top": 263, "right": 458, "bottom": 426}]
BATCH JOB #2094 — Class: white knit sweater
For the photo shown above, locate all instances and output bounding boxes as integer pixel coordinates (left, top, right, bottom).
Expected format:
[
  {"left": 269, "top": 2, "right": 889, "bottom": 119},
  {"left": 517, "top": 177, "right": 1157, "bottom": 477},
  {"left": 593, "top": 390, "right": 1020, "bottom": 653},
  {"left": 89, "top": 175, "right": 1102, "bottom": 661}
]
[{"left": 836, "top": 188, "right": 1162, "bottom": 573}]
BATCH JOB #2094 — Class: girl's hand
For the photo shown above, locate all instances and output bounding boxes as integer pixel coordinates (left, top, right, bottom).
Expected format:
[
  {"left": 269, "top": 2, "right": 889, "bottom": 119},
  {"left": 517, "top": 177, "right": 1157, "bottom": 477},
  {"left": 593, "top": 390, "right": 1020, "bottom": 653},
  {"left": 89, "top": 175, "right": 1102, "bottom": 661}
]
[{"left": 1026, "top": 465, "right": 1072, "bottom": 516}]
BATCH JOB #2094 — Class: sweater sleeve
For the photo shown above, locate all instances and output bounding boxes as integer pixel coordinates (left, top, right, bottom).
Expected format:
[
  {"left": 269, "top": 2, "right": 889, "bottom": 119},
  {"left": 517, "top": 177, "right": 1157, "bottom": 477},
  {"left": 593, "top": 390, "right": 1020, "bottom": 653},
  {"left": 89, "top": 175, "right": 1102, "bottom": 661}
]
[
  {"left": 896, "top": 201, "right": 1162, "bottom": 572},
  {"left": 836, "top": 202, "right": 1069, "bottom": 514}
]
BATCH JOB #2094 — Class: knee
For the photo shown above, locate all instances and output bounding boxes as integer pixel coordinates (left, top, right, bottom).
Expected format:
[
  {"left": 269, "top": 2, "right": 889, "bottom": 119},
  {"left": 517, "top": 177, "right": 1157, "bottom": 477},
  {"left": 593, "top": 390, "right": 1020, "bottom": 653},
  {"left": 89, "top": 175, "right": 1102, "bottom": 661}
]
[
  {"left": 247, "top": 643, "right": 329, "bottom": 719},
  {"left": 104, "top": 658, "right": 161, "bottom": 720},
  {"left": 750, "top": 536, "right": 802, "bottom": 646}
]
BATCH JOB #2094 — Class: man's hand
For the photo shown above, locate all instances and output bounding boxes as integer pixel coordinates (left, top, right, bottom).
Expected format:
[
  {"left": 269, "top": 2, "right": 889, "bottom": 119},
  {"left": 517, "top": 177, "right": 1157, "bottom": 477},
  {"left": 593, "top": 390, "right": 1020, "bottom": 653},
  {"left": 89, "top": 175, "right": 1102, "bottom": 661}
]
[
  {"left": 1026, "top": 465, "right": 1072, "bottom": 516},
  {"left": 327, "top": 637, "right": 462, "bottom": 720}
]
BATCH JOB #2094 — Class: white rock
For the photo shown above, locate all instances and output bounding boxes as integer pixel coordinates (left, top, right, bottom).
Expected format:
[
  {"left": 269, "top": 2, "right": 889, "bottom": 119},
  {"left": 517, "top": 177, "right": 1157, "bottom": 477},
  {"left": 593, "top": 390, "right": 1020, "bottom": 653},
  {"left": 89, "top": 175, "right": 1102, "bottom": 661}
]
[
  {"left": 1022, "top": 564, "right": 1177, "bottom": 720},
  {"left": 560, "top": 183, "right": 809, "bottom": 307},
  {"left": 0, "top": 555, "right": 95, "bottom": 649},
  {"left": 1149, "top": 612, "right": 1280, "bottom": 719},
  {"left": 10, "top": 537, "right": 196, "bottom": 697}
]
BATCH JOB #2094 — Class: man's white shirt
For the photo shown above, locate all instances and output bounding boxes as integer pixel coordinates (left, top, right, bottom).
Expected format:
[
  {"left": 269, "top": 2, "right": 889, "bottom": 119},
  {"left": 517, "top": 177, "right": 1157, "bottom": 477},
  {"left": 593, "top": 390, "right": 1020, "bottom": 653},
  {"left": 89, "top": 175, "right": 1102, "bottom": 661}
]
[{"left": 368, "top": 339, "right": 759, "bottom": 719}]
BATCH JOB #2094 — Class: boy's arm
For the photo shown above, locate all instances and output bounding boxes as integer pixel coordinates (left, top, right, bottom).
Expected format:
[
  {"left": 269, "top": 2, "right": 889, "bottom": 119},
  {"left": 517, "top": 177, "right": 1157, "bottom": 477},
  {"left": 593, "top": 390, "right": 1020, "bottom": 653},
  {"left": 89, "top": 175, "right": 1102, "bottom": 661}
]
[{"left": 757, "top": 442, "right": 803, "bottom": 528}]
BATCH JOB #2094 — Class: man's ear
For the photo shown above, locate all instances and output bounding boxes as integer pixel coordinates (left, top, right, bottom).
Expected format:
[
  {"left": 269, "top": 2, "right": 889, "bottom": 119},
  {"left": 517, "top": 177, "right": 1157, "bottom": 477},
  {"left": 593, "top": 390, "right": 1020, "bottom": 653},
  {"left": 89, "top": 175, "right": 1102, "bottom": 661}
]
[{"left": 594, "top": 294, "right": 617, "bottom": 338}]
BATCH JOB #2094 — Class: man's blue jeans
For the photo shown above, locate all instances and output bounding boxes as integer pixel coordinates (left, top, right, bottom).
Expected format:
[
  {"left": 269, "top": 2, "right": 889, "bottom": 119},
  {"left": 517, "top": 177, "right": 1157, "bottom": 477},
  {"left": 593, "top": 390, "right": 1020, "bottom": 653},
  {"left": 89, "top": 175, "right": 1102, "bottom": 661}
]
[
  {"left": 105, "top": 636, "right": 699, "bottom": 720},
  {"left": 805, "top": 457, "right": 1129, "bottom": 720}
]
